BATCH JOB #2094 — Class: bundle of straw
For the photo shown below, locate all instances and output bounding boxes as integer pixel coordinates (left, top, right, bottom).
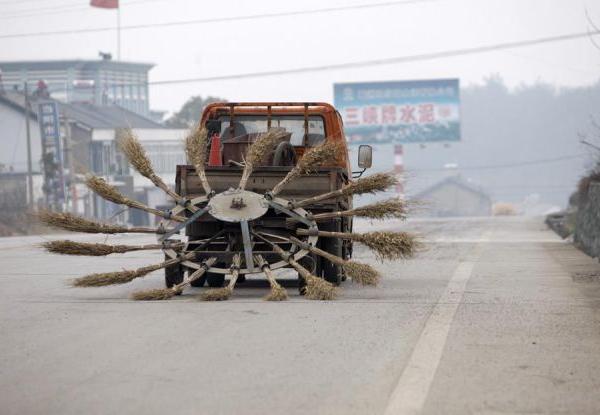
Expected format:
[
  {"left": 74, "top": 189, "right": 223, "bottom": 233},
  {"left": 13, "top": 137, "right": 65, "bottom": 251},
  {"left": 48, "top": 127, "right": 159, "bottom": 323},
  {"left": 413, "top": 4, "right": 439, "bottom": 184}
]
[
  {"left": 185, "top": 125, "right": 212, "bottom": 195},
  {"left": 297, "top": 229, "right": 419, "bottom": 261},
  {"left": 200, "top": 254, "right": 241, "bottom": 301},
  {"left": 341, "top": 261, "right": 380, "bottom": 286},
  {"left": 271, "top": 140, "right": 344, "bottom": 196},
  {"left": 292, "top": 172, "right": 398, "bottom": 208},
  {"left": 255, "top": 255, "right": 288, "bottom": 301},
  {"left": 72, "top": 251, "right": 195, "bottom": 287},
  {"left": 288, "top": 236, "right": 381, "bottom": 286},
  {"left": 117, "top": 129, "right": 183, "bottom": 203},
  {"left": 36, "top": 210, "right": 159, "bottom": 234},
  {"left": 238, "top": 129, "right": 288, "bottom": 189},
  {"left": 85, "top": 175, "right": 185, "bottom": 222},
  {"left": 72, "top": 269, "right": 154, "bottom": 287},
  {"left": 131, "top": 257, "right": 216, "bottom": 301},
  {"left": 312, "top": 198, "right": 408, "bottom": 221},
  {"left": 263, "top": 237, "right": 337, "bottom": 300},
  {"left": 42, "top": 240, "right": 170, "bottom": 256}
]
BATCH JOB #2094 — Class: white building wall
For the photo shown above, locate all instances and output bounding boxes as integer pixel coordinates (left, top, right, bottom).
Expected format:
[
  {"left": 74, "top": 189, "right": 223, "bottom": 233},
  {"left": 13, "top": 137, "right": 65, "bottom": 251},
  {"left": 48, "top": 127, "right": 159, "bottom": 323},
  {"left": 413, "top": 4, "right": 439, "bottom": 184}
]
[{"left": 0, "top": 104, "right": 42, "bottom": 173}]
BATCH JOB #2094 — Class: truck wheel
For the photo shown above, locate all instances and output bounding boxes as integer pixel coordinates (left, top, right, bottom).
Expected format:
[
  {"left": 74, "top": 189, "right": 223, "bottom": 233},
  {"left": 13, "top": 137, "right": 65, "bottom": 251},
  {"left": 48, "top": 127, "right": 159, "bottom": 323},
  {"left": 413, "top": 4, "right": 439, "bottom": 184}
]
[
  {"left": 319, "top": 220, "right": 342, "bottom": 285},
  {"left": 190, "top": 269, "right": 206, "bottom": 287},
  {"left": 164, "top": 255, "right": 184, "bottom": 292},
  {"left": 206, "top": 272, "right": 225, "bottom": 287},
  {"left": 297, "top": 256, "right": 315, "bottom": 295}
]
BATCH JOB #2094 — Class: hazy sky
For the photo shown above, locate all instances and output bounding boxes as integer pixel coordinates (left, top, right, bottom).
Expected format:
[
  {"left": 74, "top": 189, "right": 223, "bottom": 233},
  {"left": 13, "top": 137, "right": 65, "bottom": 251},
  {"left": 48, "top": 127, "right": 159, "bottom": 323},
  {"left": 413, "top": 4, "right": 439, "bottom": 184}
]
[{"left": 1, "top": 0, "right": 599, "bottom": 114}]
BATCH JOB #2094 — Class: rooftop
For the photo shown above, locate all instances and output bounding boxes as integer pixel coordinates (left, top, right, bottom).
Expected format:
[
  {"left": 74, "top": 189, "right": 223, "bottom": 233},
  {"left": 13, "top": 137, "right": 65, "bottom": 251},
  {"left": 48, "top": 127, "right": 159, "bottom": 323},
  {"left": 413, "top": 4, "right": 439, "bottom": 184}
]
[
  {"left": 0, "top": 91, "right": 163, "bottom": 129},
  {"left": 0, "top": 59, "right": 154, "bottom": 72}
]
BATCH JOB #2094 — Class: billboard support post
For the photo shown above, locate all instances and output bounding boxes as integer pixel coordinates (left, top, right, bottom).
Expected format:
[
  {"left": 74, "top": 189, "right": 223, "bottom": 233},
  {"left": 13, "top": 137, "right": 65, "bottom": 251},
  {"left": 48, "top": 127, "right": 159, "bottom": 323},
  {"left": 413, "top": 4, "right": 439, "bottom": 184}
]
[{"left": 394, "top": 145, "right": 404, "bottom": 196}]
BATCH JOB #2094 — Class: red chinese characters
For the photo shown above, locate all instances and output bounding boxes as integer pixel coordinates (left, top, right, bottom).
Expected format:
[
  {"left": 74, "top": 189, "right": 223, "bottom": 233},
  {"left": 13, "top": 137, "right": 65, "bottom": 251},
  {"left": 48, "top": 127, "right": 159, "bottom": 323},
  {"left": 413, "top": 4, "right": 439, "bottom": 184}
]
[
  {"left": 381, "top": 105, "right": 397, "bottom": 124},
  {"left": 418, "top": 104, "right": 435, "bottom": 123},
  {"left": 362, "top": 106, "right": 379, "bottom": 124},
  {"left": 344, "top": 107, "right": 360, "bottom": 126}
]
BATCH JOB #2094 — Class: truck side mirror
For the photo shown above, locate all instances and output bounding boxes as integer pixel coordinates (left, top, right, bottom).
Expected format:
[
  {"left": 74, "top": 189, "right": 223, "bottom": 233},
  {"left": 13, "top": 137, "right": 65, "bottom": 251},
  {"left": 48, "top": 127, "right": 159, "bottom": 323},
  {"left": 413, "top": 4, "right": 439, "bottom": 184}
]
[{"left": 358, "top": 145, "right": 372, "bottom": 169}]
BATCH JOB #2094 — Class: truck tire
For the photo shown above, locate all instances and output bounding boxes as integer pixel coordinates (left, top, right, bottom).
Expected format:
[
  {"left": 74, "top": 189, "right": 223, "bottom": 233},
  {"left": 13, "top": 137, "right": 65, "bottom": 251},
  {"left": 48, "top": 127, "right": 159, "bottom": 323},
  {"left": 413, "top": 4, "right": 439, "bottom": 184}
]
[
  {"left": 297, "top": 255, "right": 316, "bottom": 295},
  {"left": 319, "top": 219, "right": 342, "bottom": 285},
  {"left": 206, "top": 272, "right": 225, "bottom": 287},
  {"left": 190, "top": 269, "right": 206, "bottom": 287},
  {"left": 164, "top": 255, "right": 184, "bottom": 290}
]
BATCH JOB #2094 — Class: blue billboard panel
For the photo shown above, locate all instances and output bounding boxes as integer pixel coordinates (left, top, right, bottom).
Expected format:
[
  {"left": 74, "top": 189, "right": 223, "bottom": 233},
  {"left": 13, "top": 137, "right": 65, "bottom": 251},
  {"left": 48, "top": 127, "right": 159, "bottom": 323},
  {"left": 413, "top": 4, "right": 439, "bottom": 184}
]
[
  {"left": 37, "top": 101, "right": 65, "bottom": 201},
  {"left": 334, "top": 79, "right": 460, "bottom": 145}
]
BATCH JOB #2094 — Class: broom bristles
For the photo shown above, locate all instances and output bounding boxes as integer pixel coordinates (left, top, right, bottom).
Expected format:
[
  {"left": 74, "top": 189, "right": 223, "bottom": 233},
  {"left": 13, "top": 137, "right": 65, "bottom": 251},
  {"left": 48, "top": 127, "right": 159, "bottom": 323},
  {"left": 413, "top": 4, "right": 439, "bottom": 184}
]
[
  {"left": 347, "top": 198, "right": 408, "bottom": 220},
  {"left": 71, "top": 269, "right": 152, "bottom": 287},
  {"left": 264, "top": 285, "right": 288, "bottom": 301},
  {"left": 304, "top": 275, "right": 337, "bottom": 300},
  {"left": 200, "top": 287, "right": 232, "bottom": 301},
  {"left": 42, "top": 240, "right": 154, "bottom": 256},
  {"left": 342, "top": 261, "right": 380, "bottom": 286},
  {"left": 185, "top": 125, "right": 209, "bottom": 171},
  {"left": 117, "top": 129, "right": 154, "bottom": 179},
  {"left": 271, "top": 140, "right": 344, "bottom": 195},
  {"left": 357, "top": 231, "right": 420, "bottom": 261},
  {"left": 36, "top": 210, "right": 131, "bottom": 234},
  {"left": 343, "top": 172, "right": 398, "bottom": 197},
  {"left": 296, "top": 140, "right": 344, "bottom": 174},
  {"left": 247, "top": 128, "right": 288, "bottom": 166},
  {"left": 85, "top": 175, "right": 131, "bottom": 206},
  {"left": 131, "top": 288, "right": 177, "bottom": 301}
]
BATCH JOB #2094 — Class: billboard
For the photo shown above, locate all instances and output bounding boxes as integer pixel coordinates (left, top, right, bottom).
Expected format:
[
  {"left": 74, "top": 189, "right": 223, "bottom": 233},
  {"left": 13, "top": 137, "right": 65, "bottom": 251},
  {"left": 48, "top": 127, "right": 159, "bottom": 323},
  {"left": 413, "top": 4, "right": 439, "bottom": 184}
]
[
  {"left": 37, "top": 101, "right": 65, "bottom": 204},
  {"left": 334, "top": 79, "right": 460, "bottom": 145}
]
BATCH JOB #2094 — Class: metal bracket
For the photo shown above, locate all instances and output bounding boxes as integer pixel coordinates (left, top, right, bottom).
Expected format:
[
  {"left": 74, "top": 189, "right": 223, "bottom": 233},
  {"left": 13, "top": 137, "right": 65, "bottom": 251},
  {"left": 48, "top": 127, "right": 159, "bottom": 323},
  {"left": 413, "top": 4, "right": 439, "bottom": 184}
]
[
  {"left": 265, "top": 199, "right": 312, "bottom": 227},
  {"left": 240, "top": 220, "right": 254, "bottom": 272},
  {"left": 159, "top": 205, "right": 210, "bottom": 241}
]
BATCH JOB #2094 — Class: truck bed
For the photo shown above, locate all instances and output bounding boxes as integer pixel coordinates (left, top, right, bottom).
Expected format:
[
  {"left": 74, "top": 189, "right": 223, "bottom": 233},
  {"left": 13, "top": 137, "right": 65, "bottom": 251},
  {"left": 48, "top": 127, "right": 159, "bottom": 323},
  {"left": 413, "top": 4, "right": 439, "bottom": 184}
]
[{"left": 176, "top": 165, "right": 348, "bottom": 205}]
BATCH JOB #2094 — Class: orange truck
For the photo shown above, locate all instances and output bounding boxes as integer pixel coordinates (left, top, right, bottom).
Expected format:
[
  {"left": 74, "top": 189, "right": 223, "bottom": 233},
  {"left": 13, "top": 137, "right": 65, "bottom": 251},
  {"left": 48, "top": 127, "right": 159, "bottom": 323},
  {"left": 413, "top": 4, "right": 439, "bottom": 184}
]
[{"left": 166, "top": 102, "right": 373, "bottom": 293}]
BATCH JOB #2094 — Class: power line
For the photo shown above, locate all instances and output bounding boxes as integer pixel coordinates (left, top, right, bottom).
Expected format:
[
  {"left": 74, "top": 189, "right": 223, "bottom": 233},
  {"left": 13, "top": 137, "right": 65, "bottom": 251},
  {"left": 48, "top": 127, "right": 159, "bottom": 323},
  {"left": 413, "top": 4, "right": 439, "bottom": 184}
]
[
  {"left": 16, "top": 28, "right": 600, "bottom": 89},
  {"left": 142, "top": 30, "right": 600, "bottom": 86},
  {"left": 0, "top": 0, "right": 166, "bottom": 20},
  {"left": 0, "top": 0, "right": 438, "bottom": 38}
]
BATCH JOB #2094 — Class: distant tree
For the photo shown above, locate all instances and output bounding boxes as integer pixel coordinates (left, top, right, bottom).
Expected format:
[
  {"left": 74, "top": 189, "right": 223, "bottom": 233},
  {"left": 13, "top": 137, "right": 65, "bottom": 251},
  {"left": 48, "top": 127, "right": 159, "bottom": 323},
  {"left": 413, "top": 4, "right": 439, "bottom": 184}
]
[{"left": 165, "top": 96, "right": 226, "bottom": 128}]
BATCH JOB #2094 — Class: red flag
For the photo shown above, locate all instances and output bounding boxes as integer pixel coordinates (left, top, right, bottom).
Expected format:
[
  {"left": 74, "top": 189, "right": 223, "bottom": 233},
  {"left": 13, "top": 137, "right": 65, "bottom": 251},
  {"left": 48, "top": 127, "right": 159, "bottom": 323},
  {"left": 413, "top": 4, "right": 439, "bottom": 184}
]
[{"left": 90, "top": 0, "right": 119, "bottom": 9}]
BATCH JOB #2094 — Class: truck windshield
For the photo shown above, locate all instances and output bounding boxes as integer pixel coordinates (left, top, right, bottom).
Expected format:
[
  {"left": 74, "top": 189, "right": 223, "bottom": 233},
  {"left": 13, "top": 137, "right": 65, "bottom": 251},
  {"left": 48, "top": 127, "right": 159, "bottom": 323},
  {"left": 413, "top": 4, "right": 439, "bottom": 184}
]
[{"left": 217, "top": 115, "right": 325, "bottom": 146}]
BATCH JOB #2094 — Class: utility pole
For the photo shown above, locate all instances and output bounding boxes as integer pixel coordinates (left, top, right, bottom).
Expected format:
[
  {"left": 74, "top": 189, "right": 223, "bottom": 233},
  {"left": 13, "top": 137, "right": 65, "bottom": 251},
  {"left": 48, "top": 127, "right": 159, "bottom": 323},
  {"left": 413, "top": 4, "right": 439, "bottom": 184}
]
[
  {"left": 24, "top": 82, "right": 35, "bottom": 209},
  {"left": 63, "top": 116, "right": 77, "bottom": 213}
]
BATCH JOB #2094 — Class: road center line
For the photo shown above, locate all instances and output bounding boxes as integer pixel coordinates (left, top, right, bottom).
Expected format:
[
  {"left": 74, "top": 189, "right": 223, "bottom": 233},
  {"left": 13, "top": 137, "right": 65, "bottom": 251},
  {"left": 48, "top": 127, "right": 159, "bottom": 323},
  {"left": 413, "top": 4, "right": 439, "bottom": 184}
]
[{"left": 384, "top": 239, "right": 486, "bottom": 415}]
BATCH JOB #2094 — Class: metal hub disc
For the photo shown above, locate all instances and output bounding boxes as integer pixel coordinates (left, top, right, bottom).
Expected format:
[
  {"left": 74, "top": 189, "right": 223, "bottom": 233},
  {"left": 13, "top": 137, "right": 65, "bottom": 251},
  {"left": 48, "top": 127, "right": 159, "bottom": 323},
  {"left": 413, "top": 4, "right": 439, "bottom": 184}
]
[{"left": 207, "top": 188, "right": 269, "bottom": 223}]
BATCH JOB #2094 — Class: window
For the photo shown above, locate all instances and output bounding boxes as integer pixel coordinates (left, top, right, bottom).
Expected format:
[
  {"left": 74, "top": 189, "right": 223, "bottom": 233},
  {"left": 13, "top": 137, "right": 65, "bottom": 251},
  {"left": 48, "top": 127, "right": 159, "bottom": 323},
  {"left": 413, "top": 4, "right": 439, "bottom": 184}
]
[{"left": 217, "top": 115, "right": 325, "bottom": 146}]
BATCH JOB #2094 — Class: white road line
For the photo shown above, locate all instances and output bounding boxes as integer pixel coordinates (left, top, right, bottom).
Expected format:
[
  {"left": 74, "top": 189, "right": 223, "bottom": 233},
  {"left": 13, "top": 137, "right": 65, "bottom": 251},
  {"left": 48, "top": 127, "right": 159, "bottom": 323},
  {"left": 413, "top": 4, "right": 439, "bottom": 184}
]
[{"left": 384, "top": 244, "right": 484, "bottom": 414}]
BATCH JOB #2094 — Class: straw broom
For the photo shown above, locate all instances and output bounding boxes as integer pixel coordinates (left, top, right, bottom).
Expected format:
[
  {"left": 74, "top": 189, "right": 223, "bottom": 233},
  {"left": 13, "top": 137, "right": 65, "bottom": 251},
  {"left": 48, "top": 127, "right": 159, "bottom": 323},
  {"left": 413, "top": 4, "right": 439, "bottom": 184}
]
[
  {"left": 310, "top": 198, "right": 408, "bottom": 221},
  {"left": 238, "top": 129, "right": 288, "bottom": 190},
  {"left": 296, "top": 229, "right": 419, "bottom": 261},
  {"left": 255, "top": 254, "right": 288, "bottom": 301},
  {"left": 257, "top": 236, "right": 337, "bottom": 300},
  {"left": 200, "top": 254, "right": 241, "bottom": 301},
  {"left": 270, "top": 140, "right": 344, "bottom": 196},
  {"left": 286, "top": 198, "right": 409, "bottom": 226},
  {"left": 35, "top": 210, "right": 161, "bottom": 234},
  {"left": 72, "top": 250, "right": 197, "bottom": 287},
  {"left": 288, "top": 236, "right": 380, "bottom": 286},
  {"left": 117, "top": 129, "right": 199, "bottom": 212},
  {"left": 85, "top": 175, "right": 186, "bottom": 222},
  {"left": 42, "top": 240, "right": 181, "bottom": 256},
  {"left": 290, "top": 172, "right": 398, "bottom": 208},
  {"left": 130, "top": 257, "right": 217, "bottom": 300},
  {"left": 185, "top": 125, "right": 212, "bottom": 195}
]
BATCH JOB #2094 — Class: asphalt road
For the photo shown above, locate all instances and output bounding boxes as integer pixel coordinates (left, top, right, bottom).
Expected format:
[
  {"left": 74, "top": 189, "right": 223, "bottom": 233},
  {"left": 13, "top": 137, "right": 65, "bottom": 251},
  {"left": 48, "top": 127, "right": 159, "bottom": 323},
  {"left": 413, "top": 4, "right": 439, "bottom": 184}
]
[{"left": 1, "top": 216, "right": 600, "bottom": 415}]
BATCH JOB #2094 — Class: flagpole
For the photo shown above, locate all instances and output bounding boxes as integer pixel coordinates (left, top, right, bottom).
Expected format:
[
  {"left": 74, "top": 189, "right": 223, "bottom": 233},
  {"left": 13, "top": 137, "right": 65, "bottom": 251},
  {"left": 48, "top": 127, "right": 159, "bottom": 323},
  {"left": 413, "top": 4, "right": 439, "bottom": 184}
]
[{"left": 116, "top": 5, "right": 121, "bottom": 60}]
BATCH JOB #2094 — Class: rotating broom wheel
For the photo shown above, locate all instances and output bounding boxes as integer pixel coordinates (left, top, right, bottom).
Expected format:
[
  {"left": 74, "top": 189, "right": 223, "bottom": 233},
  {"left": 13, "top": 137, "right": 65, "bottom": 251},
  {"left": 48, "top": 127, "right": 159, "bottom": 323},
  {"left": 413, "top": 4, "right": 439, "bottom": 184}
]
[{"left": 43, "top": 128, "right": 414, "bottom": 302}]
